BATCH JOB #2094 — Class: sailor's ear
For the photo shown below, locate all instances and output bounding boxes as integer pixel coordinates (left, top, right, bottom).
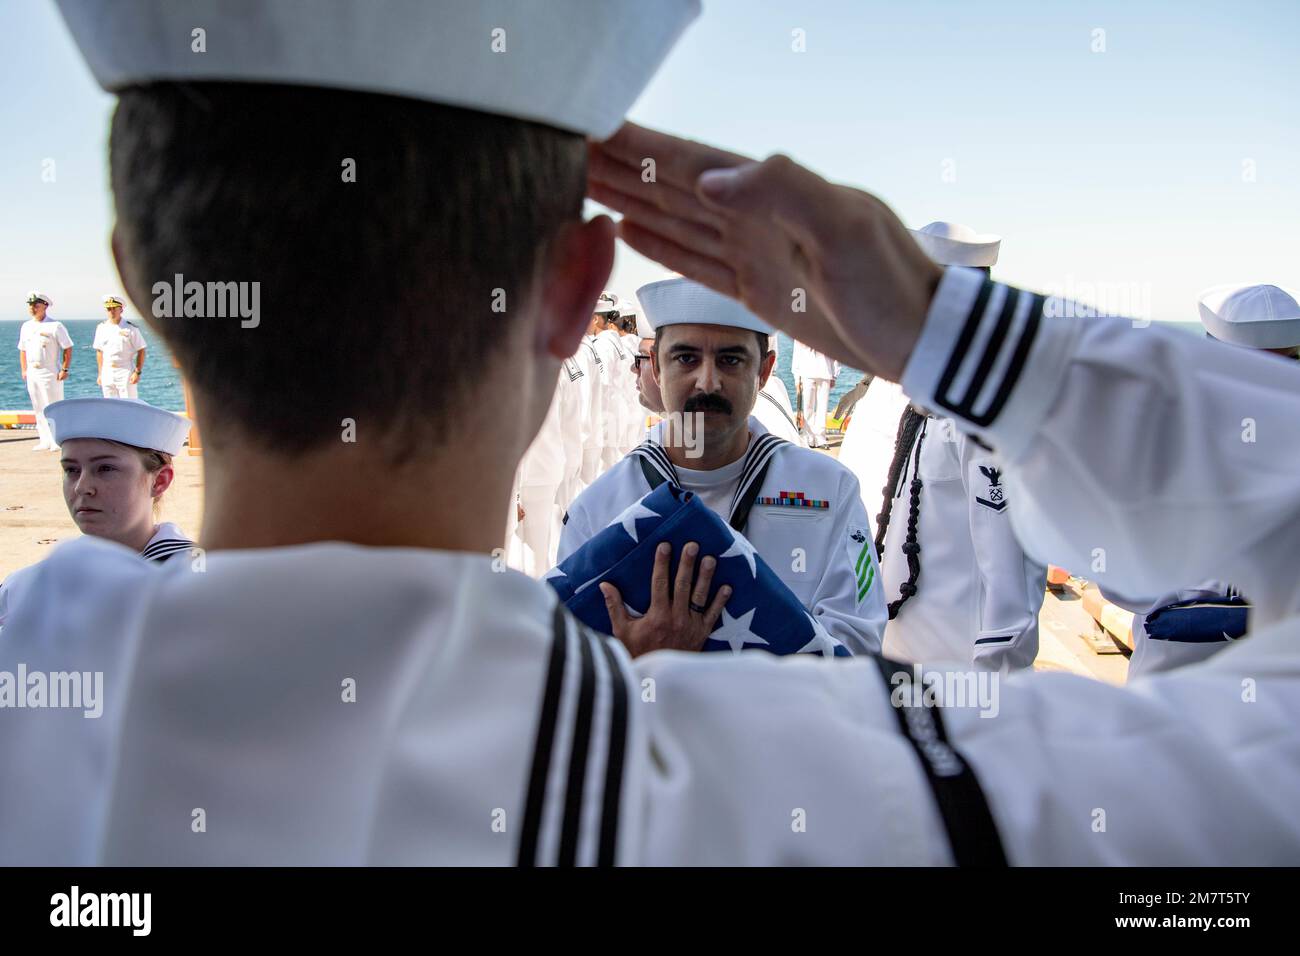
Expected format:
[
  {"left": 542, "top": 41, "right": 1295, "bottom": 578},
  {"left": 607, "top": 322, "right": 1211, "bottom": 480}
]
[
  {"left": 536, "top": 214, "right": 616, "bottom": 360},
  {"left": 151, "top": 463, "right": 175, "bottom": 499},
  {"left": 757, "top": 348, "right": 777, "bottom": 387}
]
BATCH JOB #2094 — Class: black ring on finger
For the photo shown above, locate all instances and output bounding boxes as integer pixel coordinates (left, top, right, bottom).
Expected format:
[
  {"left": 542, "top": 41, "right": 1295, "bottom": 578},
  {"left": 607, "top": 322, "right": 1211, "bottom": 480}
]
[{"left": 689, "top": 601, "right": 708, "bottom": 614}]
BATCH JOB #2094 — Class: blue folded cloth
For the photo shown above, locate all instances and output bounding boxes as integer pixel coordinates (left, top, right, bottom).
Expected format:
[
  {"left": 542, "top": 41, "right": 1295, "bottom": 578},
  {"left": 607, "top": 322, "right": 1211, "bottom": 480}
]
[{"left": 547, "top": 483, "right": 849, "bottom": 656}]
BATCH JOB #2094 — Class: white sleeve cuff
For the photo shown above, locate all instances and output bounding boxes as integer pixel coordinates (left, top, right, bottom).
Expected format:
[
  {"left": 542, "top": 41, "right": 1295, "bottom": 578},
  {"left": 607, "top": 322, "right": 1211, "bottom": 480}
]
[{"left": 900, "top": 266, "right": 1082, "bottom": 463}]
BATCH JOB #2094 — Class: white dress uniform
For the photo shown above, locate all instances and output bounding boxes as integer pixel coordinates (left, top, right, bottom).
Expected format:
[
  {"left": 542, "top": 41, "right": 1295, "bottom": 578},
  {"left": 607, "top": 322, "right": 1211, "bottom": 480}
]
[
  {"left": 17, "top": 299, "right": 73, "bottom": 450},
  {"left": 555, "top": 355, "right": 588, "bottom": 511},
  {"left": 0, "top": 523, "right": 192, "bottom": 634},
  {"left": 559, "top": 416, "right": 888, "bottom": 655},
  {"left": 620, "top": 302, "right": 647, "bottom": 453},
  {"left": 878, "top": 414, "right": 1047, "bottom": 670},
  {"left": 593, "top": 326, "right": 634, "bottom": 468},
  {"left": 93, "top": 318, "right": 147, "bottom": 398},
  {"left": 1120, "top": 282, "right": 1300, "bottom": 678},
  {"left": 516, "top": 371, "right": 569, "bottom": 575},
  {"left": 875, "top": 223, "right": 1045, "bottom": 671},
  {"left": 751, "top": 373, "right": 804, "bottom": 446},
  {"left": 791, "top": 341, "right": 839, "bottom": 446},
  {"left": 558, "top": 278, "right": 888, "bottom": 656},
  {"left": 836, "top": 377, "right": 910, "bottom": 523},
  {"left": 6, "top": 264, "right": 1300, "bottom": 864},
  {"left": 577, "top": 336, "right": 606, "bottom": 485},
  {"left": 18, "top": 0, "right": 1299, "bottom": 867}
]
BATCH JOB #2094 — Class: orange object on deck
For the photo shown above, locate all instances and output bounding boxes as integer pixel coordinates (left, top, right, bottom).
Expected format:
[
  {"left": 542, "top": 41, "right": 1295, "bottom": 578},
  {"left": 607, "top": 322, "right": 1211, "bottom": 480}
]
[{"left": 180, "top": 367, "right": 202, "bottom": 455}]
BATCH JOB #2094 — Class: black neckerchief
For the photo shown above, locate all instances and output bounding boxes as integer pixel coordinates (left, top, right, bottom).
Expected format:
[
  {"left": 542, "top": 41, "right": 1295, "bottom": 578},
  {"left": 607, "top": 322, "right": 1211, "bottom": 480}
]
[{"left": 630, "top": 431, "right": 788, "bottom": 533}]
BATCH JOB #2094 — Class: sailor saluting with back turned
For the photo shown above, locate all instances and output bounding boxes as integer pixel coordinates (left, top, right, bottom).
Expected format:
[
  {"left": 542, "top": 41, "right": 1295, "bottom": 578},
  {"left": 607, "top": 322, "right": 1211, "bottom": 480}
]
[{"left": 3, "top": 0, "right": 1299, "bottom": 867}]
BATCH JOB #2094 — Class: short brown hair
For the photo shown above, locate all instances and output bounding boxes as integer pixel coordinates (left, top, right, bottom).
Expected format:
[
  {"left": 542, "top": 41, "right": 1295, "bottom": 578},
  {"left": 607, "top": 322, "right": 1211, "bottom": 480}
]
[
  {"left": 104, "top": 440, "right": 172, "bottom": 516},
  {"left": 110, "top": 83, "right": 586, "bottom": 457}
]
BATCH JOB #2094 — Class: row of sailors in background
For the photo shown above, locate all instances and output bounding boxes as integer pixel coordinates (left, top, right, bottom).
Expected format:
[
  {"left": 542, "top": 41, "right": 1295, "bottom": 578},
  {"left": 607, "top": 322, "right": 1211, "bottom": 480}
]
[
  {"left": 504, "top": 223, "right": 1300, "bottom": 680},
  {"left": 0, "top": 397, "right": 194, "bottom": 630},
  {"left": 17, "top": 292, "right": 149, "bottom": 451}
]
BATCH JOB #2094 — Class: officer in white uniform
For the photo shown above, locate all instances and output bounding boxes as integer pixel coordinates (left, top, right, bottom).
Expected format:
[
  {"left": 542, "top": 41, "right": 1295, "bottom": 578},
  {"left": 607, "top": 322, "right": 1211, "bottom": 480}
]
[
  {"left": 16, "top": 291, "right": 73, "bottom": 451},
  {"left": 0, "top": 397, "right": 192, "bottom": 631},
  {"left": 791, "top": 340, "right": 839, "bottom": 447},
  {"left": 874, "top": 223, "right": 1047, "bottom": 672},
  {"left": 6, "top": 0, "right": 1300, "bottom": 867},
  {"left": 1118, "top": 282, "right": 1300, "bottom": 677},
  {"left": 559, "top": 277, "right": 888, "bottom": 655},
  {"left": 93, "top": 294, "right": 148, "bottom": 398}
]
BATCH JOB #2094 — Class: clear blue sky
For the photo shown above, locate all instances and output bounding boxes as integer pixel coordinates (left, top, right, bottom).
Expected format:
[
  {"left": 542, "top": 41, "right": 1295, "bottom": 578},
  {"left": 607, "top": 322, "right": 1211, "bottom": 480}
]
[{"left": 3, "top": 0, "right": 1297, "bottom": 324}]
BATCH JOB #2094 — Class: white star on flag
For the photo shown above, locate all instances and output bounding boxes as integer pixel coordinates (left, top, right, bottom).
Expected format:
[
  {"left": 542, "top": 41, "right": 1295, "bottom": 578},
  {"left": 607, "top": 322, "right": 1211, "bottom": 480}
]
[
  {"left": 797, "top": 615, "right": 843, "bottom": 657},
  {"left": 608, "top": 499, "right": 660, "bottom": 543},
  {"left": 710, "top": 607, "right": 767, "bottom": 653},
  {"left": 719, "top": 528, "right": 758, "bottom": 578}
]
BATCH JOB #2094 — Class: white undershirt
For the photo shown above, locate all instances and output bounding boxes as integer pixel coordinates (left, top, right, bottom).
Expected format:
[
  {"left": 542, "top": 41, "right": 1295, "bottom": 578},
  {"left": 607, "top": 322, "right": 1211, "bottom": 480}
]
[{"left": 673, "top": 452, "right": 748, "bottom": 520}]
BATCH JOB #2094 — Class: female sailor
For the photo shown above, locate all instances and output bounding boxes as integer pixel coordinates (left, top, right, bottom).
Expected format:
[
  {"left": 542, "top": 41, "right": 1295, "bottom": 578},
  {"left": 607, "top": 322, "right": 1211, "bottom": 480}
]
[{"left": 0, "top": 397, "right": 192, "bottom": 631}]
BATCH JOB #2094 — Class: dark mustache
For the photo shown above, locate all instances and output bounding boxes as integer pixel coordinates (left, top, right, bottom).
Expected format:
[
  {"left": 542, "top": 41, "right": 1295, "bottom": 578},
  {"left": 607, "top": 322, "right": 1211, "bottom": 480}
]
[{"left": 683, "top": 393, "right": 733, "bottom": 414}]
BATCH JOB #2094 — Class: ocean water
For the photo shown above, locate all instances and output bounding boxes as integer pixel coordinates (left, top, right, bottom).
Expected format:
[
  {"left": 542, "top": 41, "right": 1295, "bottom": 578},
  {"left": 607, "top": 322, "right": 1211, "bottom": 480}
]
[
  {"left": 2, "top": 318, "right": 185, "bottom": 412},
  {"left": 1, "top": 320, "right": 1204, "bottom": 418},
  {"left": 773, "top": 332, "right": 863, "bottom": 413}
]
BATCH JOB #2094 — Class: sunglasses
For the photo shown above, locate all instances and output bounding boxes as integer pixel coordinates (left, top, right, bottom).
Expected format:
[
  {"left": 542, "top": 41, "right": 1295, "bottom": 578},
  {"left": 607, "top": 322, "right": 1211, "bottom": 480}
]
[{"left": 632, "top": 352, "right": 652, "bottom": 370}]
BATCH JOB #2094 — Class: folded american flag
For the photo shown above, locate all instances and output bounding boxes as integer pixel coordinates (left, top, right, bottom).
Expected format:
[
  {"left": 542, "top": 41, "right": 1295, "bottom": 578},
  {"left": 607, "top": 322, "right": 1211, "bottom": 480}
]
[{"left": 546, "top": 483, "right": 849, "bottom": 656}]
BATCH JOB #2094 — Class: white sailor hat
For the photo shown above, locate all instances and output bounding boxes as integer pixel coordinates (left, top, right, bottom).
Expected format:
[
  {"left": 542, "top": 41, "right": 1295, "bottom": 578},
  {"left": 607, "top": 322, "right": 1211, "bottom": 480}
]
[
  {"left": 620, "top": 297, "right": 651, "bottom": 338},
  {"left": 103, "top": 294, "right": 125, "bottom": 308},
  {"left": 26, "top": 291, "right": 52, "bottom": 307},
  {"left": 635, "top": 312, "right": 655, "bottom": 339},
  {"left": 593, "top": 292, "right": 621, "bottom": 315},
  {"left": 53, "top": 0, "right": 699, "bottom": 138},
  {"left": 1198, "top": 283, "right": 1300, "bottom": 350},
  {"left": 45, "top": 398, "right": 189, "bottom": 456},
  {"left": 909, "top": 222, "right": 1001, "bottom": 268},
  {"left": 637, "top": 277, "right": 775, "bottom": 336}
]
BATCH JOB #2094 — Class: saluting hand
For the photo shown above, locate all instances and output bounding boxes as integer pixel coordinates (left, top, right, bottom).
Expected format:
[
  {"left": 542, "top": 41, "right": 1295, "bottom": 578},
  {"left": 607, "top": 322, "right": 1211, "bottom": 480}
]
[
  {"left": 600, "top": 541, "right": 731, "bottom": 658},
  {"left": 587, "top": 124, "right": 944, "bottom": 383}
]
